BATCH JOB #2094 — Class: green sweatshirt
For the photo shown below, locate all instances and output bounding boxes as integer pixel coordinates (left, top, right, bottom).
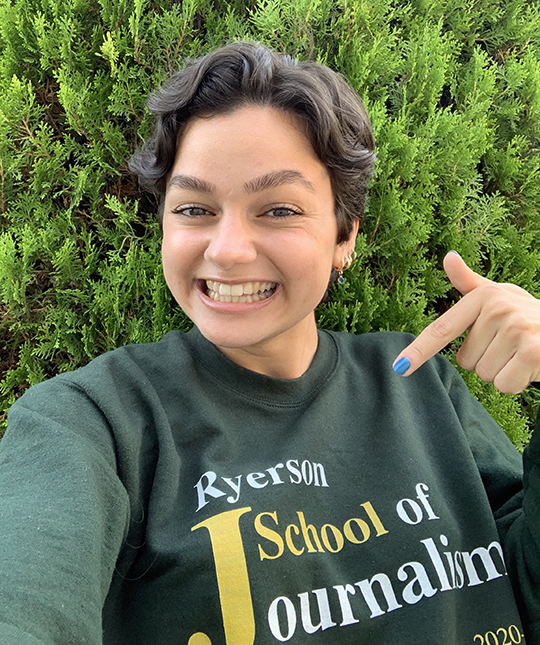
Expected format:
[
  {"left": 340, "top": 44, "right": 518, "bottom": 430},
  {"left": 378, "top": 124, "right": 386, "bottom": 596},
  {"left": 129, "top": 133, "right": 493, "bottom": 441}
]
[{"left": 1, "top": 328, "right": 539, "bottom": 645}]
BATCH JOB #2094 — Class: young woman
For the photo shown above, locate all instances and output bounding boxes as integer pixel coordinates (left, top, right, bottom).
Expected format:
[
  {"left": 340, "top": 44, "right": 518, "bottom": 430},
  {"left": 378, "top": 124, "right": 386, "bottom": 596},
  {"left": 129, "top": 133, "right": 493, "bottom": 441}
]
[{"left": 2, "top": 41, "right": 540, "bottom": 645}]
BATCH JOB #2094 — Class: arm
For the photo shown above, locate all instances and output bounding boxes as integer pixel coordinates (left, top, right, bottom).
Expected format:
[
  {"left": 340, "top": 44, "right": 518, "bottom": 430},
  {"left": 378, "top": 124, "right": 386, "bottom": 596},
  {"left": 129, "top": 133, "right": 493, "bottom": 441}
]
[
  {"left": 0, "top": 378, "right": 130, "bottom": 644},
  {"left": 394, "top": 253, "right": 540, "bottom": 637},
  {"left": 444, "top": 367, "right": 540, "bottom": 638},
  {"left": 501, "top": 415, "right": 540, "bottom": 639}
]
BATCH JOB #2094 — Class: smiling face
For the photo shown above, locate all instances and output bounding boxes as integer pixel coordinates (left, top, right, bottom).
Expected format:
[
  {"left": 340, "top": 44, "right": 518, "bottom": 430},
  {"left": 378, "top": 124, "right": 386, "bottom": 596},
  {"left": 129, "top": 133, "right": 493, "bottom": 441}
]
[{"left": 161, "top": 105, "right": 358, "bottom": 376}]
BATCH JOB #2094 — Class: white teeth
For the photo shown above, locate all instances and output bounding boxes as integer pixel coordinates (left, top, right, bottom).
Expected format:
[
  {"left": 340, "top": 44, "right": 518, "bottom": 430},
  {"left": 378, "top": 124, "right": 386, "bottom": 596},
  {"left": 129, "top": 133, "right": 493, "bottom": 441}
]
[{"left": 205, "top": 279, "right": 277, "bottom": 303}]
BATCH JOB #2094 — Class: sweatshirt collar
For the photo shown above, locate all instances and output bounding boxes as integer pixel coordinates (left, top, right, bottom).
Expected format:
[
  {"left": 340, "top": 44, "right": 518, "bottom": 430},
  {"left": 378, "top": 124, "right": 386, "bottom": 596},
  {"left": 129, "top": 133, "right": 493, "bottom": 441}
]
[{"left": 184, "top": 326, "right": 339, "bottom": 407}]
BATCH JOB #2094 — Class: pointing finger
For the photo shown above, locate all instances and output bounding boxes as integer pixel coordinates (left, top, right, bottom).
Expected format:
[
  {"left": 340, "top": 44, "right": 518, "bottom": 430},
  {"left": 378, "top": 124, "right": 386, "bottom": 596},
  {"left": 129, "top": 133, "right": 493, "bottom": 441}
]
[
  {"left": 392, "top": 252, "right": 493, "bottom": 377},
  {"left": 392, "top": 291, "right": 483, "bottom": 376}
]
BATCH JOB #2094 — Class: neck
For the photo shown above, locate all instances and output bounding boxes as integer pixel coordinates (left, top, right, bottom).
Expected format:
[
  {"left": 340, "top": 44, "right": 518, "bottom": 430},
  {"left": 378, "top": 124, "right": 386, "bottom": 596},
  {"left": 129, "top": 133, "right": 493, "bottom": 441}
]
[{"left": 216, "top": 317, "right": 319, "bottom": 379}]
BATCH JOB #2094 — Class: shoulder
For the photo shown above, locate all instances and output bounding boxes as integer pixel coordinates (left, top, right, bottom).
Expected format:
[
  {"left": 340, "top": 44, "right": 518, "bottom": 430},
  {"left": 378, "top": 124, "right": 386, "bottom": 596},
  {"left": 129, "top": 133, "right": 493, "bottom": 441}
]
[
  {"left": 11, "top": 330, "right": 196, "bottom": 415},
  {"left": 326, "top": 329, "right": 415, "bottom": 355},
  {"left": 6, "top": 329, "right": 205, "bottom": 456},
  {"left": 80, "top": 329, "right": 191, "bottom": 374},
  {"left": 324, "top": 329, "right": 417, "bottom": 367},
  {"left": 324, "top": 329, "right": 459, "bottom": 389}
]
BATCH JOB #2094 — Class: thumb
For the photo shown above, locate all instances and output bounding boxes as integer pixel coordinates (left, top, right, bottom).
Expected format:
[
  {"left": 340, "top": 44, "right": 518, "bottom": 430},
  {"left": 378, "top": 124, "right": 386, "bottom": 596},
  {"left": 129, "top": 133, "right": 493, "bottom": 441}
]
[{"left": 443, "top": 251, "right": 488, "bottom": 296}]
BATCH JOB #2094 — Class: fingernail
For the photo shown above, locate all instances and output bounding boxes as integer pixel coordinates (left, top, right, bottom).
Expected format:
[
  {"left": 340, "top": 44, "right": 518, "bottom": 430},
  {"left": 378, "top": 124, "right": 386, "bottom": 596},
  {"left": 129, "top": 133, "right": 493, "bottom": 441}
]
[
  {"left": 449, "top": 250, "right": 461, "bottom": 258},
  {"left": 393, "top": 357, "right": 411, "bottom": 376}
]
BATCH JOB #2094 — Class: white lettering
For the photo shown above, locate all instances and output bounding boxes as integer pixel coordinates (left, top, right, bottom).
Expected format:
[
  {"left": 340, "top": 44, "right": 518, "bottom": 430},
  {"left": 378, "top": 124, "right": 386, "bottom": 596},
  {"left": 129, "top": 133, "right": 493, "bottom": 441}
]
[
  {"left": 333, "top": 584, "right": 359, "bottom": 626},
  {"left": 313, "top": 462, "right": 328, "bottom": 487},
  {"left": 266, "top": 464, "right": 285, "bottom": 485},
  {"left": 298, "top": 588, "right": 336, "bottom": 634},
  {"left": 195, "top": 460, "right": 328, "bottom": 509},
  {"left": 396, "top": 498, "right": 423, "bottom": 525},
  {"left": 268, "top": 596, "right": 296, "bottom": 642},
  {"left": 194, "top": 471, "right": 226, "bottom": 512},
  {"left": 355, "top": 574, "right": 403, "bottom": 618},
  {"left": 264, "top": 536, "right": 510, "bottom": 641},
  {"left": 286, "top": 460, "right": 302, "bottom": 484},
  {"left": 420, "top": 537, "right": 452, "bottom": 591},
  {"left": 415, "top": 483, "right": 440, "bottom": 520},
  {"left": 462, "top": 542, "right": 507, "bottom": 587},
  {"left": 246, "top": 472, "right": 268, "bottom": 489},
  {"left": 301, "top": 460, "right": 313, "bottom": 485},
  {"left": 221, "top": 476, "right": 242, "bottom": 504},
  {"left": 397, "top": 561, "right": 438, "bottom": 604},
  {"left": 454, "top": 551, "right": 465, "bottom": 588}
]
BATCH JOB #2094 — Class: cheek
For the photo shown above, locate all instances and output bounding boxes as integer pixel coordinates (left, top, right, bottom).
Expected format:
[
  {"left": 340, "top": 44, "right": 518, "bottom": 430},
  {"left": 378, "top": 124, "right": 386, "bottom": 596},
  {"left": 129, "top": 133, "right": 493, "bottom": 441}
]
[
  {"left": 161, "top": 235, "right": 190, "bottom": 291},
  {"left": 161, "top": 255, "right": 179, "bottom": 300},
  {"left": 161, "top": 238, "right": 175, "bottom": 279},
  {"left": 292, "top": 254, "right": 334, "bottom": 304}
]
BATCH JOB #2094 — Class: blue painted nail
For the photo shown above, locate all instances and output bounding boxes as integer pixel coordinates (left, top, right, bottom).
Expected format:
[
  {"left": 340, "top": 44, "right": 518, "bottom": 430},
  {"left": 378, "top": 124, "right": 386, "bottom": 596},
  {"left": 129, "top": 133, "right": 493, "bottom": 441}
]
[
  {"left": 393, "top": 357, "right": 411, "bottom": 376},
  {"left": 449, "top": 250, "right": 461, "bottom": 258}
]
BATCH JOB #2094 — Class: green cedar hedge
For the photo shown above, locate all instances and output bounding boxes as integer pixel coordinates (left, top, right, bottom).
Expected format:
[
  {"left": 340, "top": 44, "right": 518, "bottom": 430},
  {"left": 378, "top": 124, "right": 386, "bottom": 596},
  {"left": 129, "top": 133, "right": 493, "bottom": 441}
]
[{"left": 1, "top": 0, "right": 539, "bottom": 447}]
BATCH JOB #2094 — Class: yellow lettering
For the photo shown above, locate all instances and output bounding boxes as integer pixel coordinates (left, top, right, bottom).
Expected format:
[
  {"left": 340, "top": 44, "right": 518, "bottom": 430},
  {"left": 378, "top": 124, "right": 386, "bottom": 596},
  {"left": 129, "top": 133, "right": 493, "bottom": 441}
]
[
  {"left": 297, "top": 511, "right": 325, "bottom": 553},
  {"left": 321, "top": 524, "right": 344, "bottom": 553},
  {"left": 285, "top": 523, "right": 304, "bottom": 556},
  {"left": 343, "top": 518, "right": 370, "bottom": 544},
  {"left": 361, "top": 501, "right": 389, "bottom": 536},
  {"left": 188, "top": 634, "right": 212, "bottom": 645},
  {"left": 191, "top": 507, "right": 254, "bottom": 645},
  {"left": 254, "top": 511, "right": 284, "bottom": 561}
]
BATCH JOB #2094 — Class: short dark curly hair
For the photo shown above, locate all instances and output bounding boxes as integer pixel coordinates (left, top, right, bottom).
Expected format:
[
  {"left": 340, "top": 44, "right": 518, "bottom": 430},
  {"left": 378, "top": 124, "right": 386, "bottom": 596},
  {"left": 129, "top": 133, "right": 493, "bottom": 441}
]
[{"left": 129, "top": 41, "right": 376, "bottom": 245}]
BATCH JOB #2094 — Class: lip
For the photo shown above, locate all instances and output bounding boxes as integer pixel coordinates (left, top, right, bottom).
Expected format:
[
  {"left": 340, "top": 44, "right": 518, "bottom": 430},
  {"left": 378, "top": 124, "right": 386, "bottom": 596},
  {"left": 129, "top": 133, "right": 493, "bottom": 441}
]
[
  {"left": 196, "top": 279, "right": 280, "bottom": 312},
  {"left": 203, "top": 278, "right": 276, "bottom": 285}
]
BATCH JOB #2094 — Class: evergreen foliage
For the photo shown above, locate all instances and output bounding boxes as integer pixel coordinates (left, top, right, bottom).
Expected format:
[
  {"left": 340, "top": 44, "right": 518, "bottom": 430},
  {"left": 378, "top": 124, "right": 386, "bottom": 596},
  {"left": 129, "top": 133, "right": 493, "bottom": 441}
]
[{"left": 1, "top": 0, "right": 539, "bottom": 448}]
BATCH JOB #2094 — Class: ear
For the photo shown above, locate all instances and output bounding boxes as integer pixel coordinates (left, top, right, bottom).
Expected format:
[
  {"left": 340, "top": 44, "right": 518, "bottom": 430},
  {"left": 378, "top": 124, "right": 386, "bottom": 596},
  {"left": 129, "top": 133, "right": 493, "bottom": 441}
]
[
  {"left": 346, "top": 218, "right": 360, "bottom": 247},
  {"left": 332, "top": 219, "right": 360, "bottom": 268}
]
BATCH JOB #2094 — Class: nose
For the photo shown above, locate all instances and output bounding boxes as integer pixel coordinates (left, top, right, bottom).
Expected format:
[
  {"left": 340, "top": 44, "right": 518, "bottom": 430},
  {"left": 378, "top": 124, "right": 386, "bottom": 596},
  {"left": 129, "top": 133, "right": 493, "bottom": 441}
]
[{"left": 204, "top": 210, "right": 257, "bottom": 270}]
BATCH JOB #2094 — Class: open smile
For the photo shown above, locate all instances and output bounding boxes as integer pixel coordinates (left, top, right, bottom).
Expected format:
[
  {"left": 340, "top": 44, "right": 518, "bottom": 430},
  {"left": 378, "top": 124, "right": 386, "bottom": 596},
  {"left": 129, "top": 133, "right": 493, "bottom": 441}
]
[{"left": 204, "top": 280, "right": 278, "bottom": 303}]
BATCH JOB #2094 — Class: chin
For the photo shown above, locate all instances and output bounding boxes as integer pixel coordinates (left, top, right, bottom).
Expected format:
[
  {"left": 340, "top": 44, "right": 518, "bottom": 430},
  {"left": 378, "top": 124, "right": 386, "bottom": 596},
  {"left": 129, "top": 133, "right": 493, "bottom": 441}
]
[
  {"left": 200, "top": 329, "right": 267, "bottom": 351},
  {"left": 194, "top": 319, "right": 283, "bottom": 353}
]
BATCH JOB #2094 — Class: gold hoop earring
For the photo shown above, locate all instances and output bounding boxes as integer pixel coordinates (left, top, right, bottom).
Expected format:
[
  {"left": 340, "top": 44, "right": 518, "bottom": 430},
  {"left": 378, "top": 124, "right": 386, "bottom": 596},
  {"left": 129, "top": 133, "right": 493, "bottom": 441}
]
[{"left": 336, "top": 251, "right": 357, "bottom": 285}]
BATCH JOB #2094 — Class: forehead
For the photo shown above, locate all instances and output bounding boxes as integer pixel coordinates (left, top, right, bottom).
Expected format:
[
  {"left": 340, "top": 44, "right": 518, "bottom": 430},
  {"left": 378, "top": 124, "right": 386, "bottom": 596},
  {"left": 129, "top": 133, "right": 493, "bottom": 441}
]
[{"left": 171, "top": 106, "right": 323, "bottom": 176}]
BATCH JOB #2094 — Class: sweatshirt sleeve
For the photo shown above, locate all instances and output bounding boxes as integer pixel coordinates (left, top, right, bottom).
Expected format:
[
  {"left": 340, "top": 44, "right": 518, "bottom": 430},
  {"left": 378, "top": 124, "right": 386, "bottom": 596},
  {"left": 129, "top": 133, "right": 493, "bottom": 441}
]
[
  {"left": 500, "top": 415, "right": 540, "bottom": 641},
  {"left": 443, "top": 361, "right": 540, "bottom": 641},
  {"left": 0, "top": 378, "right": 130, "bottom": 644}
]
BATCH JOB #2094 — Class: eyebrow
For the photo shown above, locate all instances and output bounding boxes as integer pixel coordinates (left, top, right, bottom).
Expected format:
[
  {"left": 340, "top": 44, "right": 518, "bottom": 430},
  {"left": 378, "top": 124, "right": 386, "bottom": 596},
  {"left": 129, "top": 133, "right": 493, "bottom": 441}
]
[
  {"left": 167, "top": 169, "right": 315, "bottom": 195},
  {"left": 167, "top": 174, "right": 217, "bottom": 195},
  {"left": 244, "top": 170, "right": 315, "bottom": 194}
]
